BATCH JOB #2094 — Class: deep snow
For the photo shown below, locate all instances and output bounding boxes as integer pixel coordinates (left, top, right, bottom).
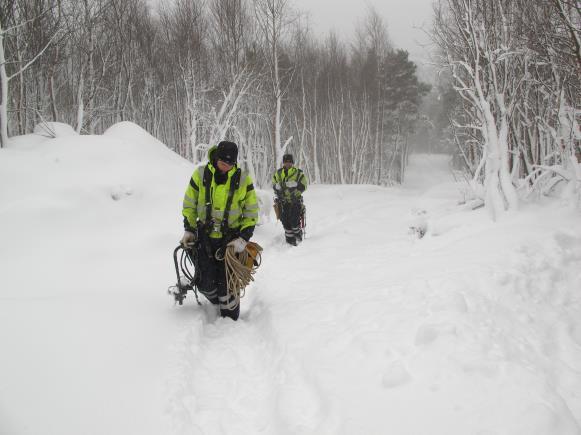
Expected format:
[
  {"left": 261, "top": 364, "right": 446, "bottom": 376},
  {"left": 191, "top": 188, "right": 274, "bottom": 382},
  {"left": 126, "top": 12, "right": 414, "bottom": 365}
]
[{"left": 1, "top": 123, "right": 580, "bottom": 435}]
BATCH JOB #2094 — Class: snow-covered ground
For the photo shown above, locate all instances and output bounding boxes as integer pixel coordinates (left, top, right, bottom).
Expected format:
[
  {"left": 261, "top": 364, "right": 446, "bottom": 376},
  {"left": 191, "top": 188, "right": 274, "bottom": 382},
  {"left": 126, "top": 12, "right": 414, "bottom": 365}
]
[{"left": 1, "top": 124, "right": 580, "bottom": 435}]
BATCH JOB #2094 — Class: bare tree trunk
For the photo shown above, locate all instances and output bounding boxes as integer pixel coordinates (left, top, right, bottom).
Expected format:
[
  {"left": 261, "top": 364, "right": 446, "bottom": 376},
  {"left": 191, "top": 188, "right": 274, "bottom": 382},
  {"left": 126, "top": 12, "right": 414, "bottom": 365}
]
[
  {"left": 86, "top": 17, "right": 95, "bottom": 134},
  {"left": 0, "top": 22, "right": 9, "bottom": 147},
  {"left": 15, "top": 31, "right": 24, "bottom": 134},
  {"left": 254, "top": 0, "right": 291, "bottom": 168},
  {"left": 76, "top": 63, "right": 84, "bottom": 133},
  {"left": 552, "top": 0, "right": 581, "bottom": 71},
  {"left": 49, "top": 74, "right": 58, "bottom": 122}
]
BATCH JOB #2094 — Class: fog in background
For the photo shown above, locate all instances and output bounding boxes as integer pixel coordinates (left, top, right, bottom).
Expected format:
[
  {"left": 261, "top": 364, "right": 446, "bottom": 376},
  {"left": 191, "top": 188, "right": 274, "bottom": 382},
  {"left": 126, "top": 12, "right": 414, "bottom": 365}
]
[{"left": 292, "top": 0, "right": 434, "bottom": 62}]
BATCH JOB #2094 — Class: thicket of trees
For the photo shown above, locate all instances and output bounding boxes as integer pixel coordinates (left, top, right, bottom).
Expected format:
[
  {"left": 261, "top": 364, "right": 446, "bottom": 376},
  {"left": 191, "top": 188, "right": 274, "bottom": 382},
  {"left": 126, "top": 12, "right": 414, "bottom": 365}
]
[
  {"left": 0, "top": 0, "right": 429, "bottom": 187},
  {"left": 432, "top": 0, "right": 581, "bottom": 218}
]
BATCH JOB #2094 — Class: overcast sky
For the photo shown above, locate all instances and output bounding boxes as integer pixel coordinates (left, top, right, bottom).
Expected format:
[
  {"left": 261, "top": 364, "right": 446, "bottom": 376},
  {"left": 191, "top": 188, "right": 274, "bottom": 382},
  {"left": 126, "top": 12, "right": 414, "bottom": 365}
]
[{"left": 291, "top": 0, "right": 435, "bottom": 62}]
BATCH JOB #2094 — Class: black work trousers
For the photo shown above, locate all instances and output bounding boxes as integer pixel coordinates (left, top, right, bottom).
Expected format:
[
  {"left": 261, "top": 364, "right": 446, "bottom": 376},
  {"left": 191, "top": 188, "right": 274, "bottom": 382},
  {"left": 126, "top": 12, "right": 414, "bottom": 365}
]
[
  {"left": 280, "top": 199, "right": 303, "bottom": 245},
  {"left": 194, "top": 236, "right": 240, "bottom": 320}
]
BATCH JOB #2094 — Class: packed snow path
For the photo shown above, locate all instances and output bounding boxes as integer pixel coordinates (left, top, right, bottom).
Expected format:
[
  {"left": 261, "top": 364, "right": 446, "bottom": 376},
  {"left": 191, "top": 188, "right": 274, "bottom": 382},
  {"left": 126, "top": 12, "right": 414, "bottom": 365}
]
[
  {"left": 1, "top": 129, "right": 580, "bottom": 435},
  {"left": 166, "top": 155, "right": 581, "bottom": 435}
]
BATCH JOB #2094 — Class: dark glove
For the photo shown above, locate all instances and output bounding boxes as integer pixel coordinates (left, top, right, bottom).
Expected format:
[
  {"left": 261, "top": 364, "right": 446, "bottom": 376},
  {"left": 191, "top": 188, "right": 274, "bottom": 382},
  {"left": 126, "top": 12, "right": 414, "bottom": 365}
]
[
  {"left": 239, "top": 226, "right": 255, "bottom": 241},
  {"left": 183, "top": 217, "right": 196, "bottom": 233}
]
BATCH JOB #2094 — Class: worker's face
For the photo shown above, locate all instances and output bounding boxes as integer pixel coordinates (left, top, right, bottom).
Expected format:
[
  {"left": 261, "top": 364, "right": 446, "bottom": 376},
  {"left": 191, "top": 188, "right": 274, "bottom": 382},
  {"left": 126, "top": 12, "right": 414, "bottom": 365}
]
[
  {"left": 283, "top": 161, "right": 293, "bottom": 169},
  {"left": 217, "top": 159, "right": 234, "bottom": 173}
]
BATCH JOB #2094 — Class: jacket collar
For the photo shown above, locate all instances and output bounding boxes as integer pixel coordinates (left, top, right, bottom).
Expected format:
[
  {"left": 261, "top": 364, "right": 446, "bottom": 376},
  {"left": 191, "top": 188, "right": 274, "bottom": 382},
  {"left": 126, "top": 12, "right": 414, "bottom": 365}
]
[{"left": 209, "top": 161, "right": 238, "bottom": 175}]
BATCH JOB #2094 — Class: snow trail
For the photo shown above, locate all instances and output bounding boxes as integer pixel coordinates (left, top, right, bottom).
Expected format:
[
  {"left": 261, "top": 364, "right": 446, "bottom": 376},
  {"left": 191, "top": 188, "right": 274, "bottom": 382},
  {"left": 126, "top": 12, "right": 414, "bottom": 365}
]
[
  {"left": 2, "top": 131, "right": 580, "bottom": 435},
  {"left": 166, "top": 154, "right": 581, "bottom": 434},
  {"left": 163, "top": 157, "right": 455, "bottom": 434}
]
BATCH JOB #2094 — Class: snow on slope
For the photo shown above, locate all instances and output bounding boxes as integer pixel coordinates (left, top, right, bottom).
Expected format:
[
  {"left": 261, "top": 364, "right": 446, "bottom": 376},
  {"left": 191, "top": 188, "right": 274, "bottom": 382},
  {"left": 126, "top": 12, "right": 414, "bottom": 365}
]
[
  {"left": 1, "top": 132, "right": 580, "bottom": 435},
  {"left": 0, "top": 122, "right": 193, "bottom": 435}
]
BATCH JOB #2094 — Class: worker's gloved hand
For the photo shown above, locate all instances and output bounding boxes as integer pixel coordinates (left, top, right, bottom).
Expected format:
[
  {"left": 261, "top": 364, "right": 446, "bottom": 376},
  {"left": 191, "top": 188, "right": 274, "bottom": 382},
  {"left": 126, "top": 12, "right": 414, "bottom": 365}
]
[
  {"left": 180, "top": 231, "right": 196, "bottom": 248},
  {"left": 228, "top": 237, "right": 247, "bottom": 253}
]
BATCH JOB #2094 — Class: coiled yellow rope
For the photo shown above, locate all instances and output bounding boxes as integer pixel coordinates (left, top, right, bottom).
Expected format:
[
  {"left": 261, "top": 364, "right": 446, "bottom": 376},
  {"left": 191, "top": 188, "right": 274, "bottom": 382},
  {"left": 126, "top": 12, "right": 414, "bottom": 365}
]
[{"left": 222, "top": 242, "right": 263, "bottom": 301}]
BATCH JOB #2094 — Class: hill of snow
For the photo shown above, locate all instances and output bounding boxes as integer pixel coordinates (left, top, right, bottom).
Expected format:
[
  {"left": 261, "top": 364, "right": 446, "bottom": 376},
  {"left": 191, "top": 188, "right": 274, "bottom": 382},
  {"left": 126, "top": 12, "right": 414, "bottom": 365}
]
[{"left": 1, "top": 125, "right": 580, "bottom": 435}]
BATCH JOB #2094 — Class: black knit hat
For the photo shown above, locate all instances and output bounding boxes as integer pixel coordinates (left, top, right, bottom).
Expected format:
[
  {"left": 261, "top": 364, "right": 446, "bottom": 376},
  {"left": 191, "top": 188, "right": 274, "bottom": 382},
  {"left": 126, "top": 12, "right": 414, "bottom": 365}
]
[
  {"left": 282, "top": 154, "right": 294, "bottom": 163},
  {"left": 216, "top": 141, "right": 238, "bottom": 164}
]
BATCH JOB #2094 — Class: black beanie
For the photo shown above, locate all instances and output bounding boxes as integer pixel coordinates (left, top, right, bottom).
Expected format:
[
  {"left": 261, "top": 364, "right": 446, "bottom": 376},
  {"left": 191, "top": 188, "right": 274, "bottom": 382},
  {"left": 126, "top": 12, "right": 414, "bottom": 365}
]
[
  {"left": 216, "top": 141, "right": 238, "bottom": 164},
  {"left": 282, "top": 154, "right": 294, "bottom": 163}
]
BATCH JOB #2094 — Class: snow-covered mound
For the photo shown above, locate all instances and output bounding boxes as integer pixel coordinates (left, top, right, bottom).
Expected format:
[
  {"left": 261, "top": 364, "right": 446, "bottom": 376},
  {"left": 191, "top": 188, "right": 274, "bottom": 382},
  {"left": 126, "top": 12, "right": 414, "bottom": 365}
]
[
  {"left": 2, "top": 121, "right": 191, "bottom": 204},
  {"left": 1, "top": 140, "right": 580, "bottom": 435},
  {"left": 33, "top": 122, "right": 78, "bottom": 138},
  {"left": 103, "top": 120, "right": 161, "bottom": 144},
  {"left": 0, "top": 123, "right": 196, "bottom": 435},
  {"left": 5, "top": 132, "right": 49, "bottom": 148}
]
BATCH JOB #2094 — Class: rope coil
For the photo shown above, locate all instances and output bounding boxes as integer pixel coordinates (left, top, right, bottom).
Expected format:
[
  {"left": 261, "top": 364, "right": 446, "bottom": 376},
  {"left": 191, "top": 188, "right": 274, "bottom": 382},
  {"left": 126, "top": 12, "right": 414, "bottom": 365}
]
[{"left": 219, "top": 241, "right": 263, "bottom": 301}]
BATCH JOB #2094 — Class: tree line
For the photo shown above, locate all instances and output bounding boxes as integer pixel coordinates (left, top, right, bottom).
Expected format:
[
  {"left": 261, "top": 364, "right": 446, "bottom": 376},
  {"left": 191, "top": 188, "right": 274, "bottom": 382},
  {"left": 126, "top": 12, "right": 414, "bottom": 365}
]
[
  {"left": 0, "top": 0, "right": 429, "bottom": 187},
  {"left": 432, "top": 0, "right": 580, "bottom": 218}
]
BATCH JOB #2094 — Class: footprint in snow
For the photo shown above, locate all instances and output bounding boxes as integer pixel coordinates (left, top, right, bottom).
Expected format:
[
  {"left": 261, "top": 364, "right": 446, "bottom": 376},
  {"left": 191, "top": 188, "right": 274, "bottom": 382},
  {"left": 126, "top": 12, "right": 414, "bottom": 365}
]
[
  {"left": 110, "top": 184, "right": 133, "bottom": 201},
  {"left": 429, "top": 291, "right": 468, "bottom": 314},
  {"left": 381, "top": 360, "right": 412, "bottom": 389},
  {"left": 276, "top": 359, "right": 323, "bottom": 433},
  {"left": 414, "top": 323, "right": 457, "bottom": 346},
  {"left": 569, "top": 322, "right": 581, "bottom": 348}
]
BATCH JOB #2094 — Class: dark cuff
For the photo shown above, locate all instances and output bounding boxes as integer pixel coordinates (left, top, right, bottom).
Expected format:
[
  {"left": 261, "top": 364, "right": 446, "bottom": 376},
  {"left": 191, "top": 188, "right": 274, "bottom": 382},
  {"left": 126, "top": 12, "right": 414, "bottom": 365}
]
[
  {"left": 183, "top": 217, "right": 195, "bottom": 232},
  {"left": 239, "top": 226, "right": 255, "bottom": 241}
]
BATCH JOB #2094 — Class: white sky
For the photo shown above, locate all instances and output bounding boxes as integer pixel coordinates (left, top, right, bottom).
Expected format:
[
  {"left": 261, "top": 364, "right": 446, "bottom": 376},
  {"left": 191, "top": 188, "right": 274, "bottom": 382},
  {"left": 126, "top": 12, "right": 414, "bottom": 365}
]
[{"left": 291, "top": 0, "right": 435, "bottom": 61}]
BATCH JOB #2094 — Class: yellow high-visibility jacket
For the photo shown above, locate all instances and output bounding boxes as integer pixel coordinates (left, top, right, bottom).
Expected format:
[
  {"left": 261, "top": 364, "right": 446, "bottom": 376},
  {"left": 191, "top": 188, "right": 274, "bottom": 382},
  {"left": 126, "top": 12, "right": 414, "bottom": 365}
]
[
  {"left": 182, "top": 162, "right": 259, "bottom": 239},
  {"left": 272, "top": 167, "right": 308, "bottom": 202}
]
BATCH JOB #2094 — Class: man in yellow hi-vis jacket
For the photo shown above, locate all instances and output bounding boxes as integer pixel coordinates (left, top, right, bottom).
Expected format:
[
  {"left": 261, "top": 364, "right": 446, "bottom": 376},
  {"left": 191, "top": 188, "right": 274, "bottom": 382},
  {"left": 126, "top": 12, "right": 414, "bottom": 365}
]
[
  {"left": 272, "top": 154, "right": 308, "bottom": 246},
  {"left": 180, "top": 141, "right": 259, "bottom": 320}
]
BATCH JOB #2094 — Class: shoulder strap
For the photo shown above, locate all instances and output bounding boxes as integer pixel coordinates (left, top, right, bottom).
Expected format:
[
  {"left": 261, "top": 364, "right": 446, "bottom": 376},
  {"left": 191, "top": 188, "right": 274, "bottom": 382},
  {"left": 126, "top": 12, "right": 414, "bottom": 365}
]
[
  {"left": 221, "top": 168, "right": 241, "bottom": 234},
  {"left": 203, "top": 165, "right": 213, "bottom": 223},
  {"left": 297, "top": 168, "right": 305, "bottom": 183},
  {"left": 278, "top": 168, "right": 287, "bottom": 190}
]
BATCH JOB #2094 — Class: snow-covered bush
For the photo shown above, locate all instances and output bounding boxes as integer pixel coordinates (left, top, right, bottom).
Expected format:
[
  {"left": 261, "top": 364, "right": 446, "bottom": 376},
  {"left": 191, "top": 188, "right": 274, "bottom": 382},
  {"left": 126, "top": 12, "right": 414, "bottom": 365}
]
[{"left": 33, "top": 122, "right": 78, "bottom": 138}]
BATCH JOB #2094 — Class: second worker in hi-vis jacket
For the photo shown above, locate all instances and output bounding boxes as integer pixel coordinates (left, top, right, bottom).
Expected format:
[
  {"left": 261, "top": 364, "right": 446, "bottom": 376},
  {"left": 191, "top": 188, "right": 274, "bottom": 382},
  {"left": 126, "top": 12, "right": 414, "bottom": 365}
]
[{"left": 272, "top": 154, "right": 308, "bottom": 246}]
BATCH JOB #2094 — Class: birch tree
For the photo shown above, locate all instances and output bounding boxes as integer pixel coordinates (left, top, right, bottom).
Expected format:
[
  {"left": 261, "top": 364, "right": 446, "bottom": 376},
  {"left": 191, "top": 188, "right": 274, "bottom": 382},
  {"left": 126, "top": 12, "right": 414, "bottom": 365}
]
[
  {"left": 0, "top": 1, "right": 59, "bottom": 147},
  {"left": 206, "top": 0, "right": 257, "bottom": 169},
  {"left": 433, "top": 0, "right": 520, "bottom": 219},
  {"left": 433, "top": 0, "right": 580, "bottom": 208},
  {"left": 1, "top": 0, "right": 430, "bottom": 188},
  {"left": 254, "top": 0, "right": 293, "bottom": 167}
]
